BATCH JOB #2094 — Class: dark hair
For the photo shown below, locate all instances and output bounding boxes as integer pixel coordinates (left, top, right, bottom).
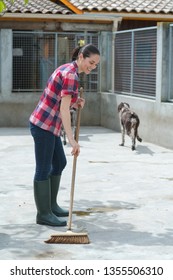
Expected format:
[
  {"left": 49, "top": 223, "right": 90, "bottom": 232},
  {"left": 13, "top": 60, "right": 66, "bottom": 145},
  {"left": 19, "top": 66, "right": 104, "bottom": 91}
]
[{"left": 71, "top": 44, "right": 100, "bottom": 61}]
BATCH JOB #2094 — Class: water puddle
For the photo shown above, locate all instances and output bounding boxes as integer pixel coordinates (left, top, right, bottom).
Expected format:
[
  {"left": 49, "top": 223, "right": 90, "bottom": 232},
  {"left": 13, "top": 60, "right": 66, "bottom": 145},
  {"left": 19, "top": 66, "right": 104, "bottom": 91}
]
[{"left": 73, "top": 205, "right": 136, "bottom": 216}]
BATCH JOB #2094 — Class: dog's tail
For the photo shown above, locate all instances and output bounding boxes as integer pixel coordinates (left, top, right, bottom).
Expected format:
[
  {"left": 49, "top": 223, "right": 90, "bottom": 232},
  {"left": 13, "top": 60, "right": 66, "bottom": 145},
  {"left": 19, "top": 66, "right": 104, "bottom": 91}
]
[{"left": 137, "top": 135, "right": 142, "bottom": 142}]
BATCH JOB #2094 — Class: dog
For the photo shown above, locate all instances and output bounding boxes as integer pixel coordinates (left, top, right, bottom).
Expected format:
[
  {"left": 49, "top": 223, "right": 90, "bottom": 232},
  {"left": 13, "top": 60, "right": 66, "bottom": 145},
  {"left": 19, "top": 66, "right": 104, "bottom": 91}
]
[{"left": 118, "top": 102, "right": 142, "bottom": 150}]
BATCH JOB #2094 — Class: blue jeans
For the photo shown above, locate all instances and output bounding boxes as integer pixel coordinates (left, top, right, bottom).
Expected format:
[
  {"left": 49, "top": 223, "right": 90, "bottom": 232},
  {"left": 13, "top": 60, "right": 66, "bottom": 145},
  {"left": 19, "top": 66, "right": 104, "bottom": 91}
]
[{"left": 30, "top": 122, "right": 67, "bottom": 181}]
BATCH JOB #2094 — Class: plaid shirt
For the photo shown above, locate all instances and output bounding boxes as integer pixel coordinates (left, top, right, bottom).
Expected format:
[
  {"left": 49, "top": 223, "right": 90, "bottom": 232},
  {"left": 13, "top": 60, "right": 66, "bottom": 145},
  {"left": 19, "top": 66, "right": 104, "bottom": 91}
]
[{"left": 30, "top": 61, "right": 79, "bottom": 136}]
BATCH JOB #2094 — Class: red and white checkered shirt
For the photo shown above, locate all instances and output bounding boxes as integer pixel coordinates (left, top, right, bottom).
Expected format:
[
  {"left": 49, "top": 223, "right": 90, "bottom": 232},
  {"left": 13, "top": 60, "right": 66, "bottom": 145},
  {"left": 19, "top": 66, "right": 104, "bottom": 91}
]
[{"left": 30, "top": 61, "right": 79, "bottom": 136}]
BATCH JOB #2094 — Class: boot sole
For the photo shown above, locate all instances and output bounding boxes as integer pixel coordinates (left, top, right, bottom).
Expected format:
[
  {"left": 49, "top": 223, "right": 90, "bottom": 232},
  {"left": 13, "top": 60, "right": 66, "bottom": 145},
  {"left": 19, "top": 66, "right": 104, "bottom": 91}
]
[{"left": 36, "top": 220, "right": 67, "bottom": 227}]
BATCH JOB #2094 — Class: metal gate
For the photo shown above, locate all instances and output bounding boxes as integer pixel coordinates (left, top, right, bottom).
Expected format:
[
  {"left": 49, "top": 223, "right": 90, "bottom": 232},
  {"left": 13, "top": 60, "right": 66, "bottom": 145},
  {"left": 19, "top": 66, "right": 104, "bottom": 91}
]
[
  {"left": 12, "top": 31, "right": 100, "bottom": 93},
  {"left": 114, "top": 27, "right": 157, "bottom": 98}
]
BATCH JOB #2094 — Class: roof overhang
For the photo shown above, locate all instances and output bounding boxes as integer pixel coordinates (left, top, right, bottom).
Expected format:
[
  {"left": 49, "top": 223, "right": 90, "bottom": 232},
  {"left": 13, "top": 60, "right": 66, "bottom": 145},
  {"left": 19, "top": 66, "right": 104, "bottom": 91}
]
[
  {"left": 86, "top": 11, "right": 173, "bottom": 22},
  {"left": 0, "top": 12, "right": 121, "bottom": 24}
]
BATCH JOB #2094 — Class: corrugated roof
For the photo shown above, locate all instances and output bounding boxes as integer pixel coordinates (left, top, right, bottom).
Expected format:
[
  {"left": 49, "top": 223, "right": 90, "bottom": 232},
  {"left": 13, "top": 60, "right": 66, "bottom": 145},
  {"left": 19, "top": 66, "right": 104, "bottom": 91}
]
[
  {"left": 66, "top": 0, "right": 173, "bottom": 14},
  {"left": 4, "top": 0, "right": 72, "bottom": 14},
  {"left": 3, "top": 0, "right": 173, "bottom": 15}
]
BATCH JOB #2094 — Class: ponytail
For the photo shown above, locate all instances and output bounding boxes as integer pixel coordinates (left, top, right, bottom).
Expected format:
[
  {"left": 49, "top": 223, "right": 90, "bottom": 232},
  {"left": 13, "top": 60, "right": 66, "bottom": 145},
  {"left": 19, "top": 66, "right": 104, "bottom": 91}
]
[
  {"left": 71, "top": 46, "right": 82, "bottom": 61},
  {"left": 71, "top": 44, "right": 100, "bottom": 61}
]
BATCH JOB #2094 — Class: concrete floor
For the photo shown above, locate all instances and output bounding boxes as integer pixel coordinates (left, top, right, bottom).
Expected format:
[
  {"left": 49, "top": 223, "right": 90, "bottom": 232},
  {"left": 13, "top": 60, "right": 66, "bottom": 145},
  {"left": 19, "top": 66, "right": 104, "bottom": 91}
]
[{"left": 1, "top": 126, "right": 173, "bottom": 260}]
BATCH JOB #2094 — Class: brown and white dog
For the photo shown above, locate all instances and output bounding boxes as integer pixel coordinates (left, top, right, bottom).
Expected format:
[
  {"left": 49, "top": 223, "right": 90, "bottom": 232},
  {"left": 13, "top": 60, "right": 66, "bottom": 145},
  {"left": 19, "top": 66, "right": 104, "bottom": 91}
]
[{"left": 118, "top": 102, "right": 142, "bottom": 150}]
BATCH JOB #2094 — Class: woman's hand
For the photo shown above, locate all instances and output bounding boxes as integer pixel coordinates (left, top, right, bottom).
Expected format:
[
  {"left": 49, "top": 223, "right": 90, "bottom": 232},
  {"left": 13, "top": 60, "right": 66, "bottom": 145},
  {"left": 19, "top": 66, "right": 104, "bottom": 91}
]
[
  {"left": 72, "top": 98, "right": 85, "bottom": 109},
  {"left": 77, "top": 97, "right": 85, "bottom": 108},
  {"left": 69, "top": 139, "right": 80, "bottom": 156}
]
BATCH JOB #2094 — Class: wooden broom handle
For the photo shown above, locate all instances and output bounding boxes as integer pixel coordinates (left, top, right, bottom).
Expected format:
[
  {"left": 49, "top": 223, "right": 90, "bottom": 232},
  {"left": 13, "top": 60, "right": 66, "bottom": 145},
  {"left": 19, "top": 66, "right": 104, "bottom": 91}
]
[{"left": 68, "top": 87, "right": 83, "bottom": 230}]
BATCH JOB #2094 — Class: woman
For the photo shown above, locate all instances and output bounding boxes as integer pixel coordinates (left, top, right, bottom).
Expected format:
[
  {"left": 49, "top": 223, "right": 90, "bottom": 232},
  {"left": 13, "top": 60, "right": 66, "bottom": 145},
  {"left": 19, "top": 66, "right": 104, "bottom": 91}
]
[{"left": 29, "top": 44, "right": 100, "bottom": 226}]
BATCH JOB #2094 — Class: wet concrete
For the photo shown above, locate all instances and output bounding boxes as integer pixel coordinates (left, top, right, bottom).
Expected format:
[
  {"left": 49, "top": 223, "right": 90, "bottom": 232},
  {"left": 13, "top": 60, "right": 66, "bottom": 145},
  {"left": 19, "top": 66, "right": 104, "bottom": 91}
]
[{"left": 0, "top": 126, "right": 173, "bottom": 260}]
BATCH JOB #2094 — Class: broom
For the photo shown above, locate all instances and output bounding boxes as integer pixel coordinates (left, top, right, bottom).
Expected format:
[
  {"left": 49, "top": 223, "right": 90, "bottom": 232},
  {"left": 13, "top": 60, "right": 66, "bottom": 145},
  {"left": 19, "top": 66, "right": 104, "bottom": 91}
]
[{"left": 45, "top": 87, "right": 90, "bottom": 244}]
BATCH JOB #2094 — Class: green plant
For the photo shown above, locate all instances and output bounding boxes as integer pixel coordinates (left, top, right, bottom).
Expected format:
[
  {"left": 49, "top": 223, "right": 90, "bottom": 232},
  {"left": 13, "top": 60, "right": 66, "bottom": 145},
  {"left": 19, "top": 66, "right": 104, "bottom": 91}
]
[{"left": 0, "top": 0, "right": 28, "bottom": 13}]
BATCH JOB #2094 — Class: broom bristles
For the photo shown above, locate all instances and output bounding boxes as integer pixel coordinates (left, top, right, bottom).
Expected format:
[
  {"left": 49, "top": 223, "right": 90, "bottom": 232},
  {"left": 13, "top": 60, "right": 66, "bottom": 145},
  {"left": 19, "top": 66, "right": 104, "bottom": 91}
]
[{"left": 45, "top": 230, "right": 90, "bottom": 244}]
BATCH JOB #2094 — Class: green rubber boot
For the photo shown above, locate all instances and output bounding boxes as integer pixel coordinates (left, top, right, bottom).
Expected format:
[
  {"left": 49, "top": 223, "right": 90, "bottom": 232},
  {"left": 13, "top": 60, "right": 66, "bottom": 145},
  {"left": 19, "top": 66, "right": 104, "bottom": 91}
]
[
  {"left": 34, "top": 179, "right": 67, "bottom": 226},
  {"left": 50, "top": 175, "right": 69, "bottom": 217}
]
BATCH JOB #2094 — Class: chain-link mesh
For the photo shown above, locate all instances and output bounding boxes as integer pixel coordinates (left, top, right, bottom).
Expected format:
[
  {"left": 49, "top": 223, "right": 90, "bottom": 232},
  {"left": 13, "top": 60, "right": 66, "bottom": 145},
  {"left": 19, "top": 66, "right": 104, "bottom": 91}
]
[{"left": 12, "top": 31, "right": 99, "bottom": 92}]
